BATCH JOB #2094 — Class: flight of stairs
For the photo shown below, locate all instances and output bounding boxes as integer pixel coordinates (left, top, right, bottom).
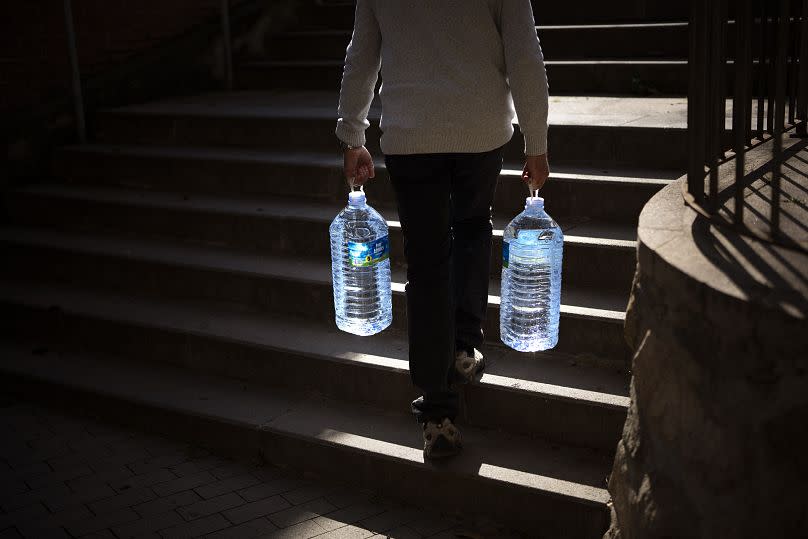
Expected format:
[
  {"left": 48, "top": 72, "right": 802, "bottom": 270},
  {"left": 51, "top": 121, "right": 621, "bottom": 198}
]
[{"left": 0, "top": 2, "right": 690, "bottom": 537}]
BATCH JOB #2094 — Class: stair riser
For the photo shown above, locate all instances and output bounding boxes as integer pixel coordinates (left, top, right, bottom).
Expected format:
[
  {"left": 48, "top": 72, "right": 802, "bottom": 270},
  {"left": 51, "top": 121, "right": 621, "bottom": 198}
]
[
  {"left": 1, "top": 245, "right": 629, "bottom": 363},
  {"left": 2, "top": 303, "right": 627, "bottom": 451},
  {"left": 296, "top": 1, "right": 689, "bottom": 29},
  {"left": 264, "top": 25, "right": 689, "bottom": 61},
  {"left": 95, "top": 113, "right": 689, "bottom": 170},
  {"left": 54, "top": 149, "right": 668, "bottom": 223},
  {"left": 0, "top": 369, "right": 609, "bottom": 538},
  {"left": 8, "top": 194, "right": 638, "bottom": 293},
  {"left": 236, "top": 62, "right": 690, "bottom": 96}
]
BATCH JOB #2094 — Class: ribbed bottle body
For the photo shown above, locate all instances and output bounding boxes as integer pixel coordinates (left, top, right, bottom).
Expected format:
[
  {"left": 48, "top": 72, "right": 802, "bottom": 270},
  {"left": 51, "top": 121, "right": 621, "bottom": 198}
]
[
  {"left": 329, "top": 200, "right": 392, "bottom": 336},
  {"left": 499, "top": 205, "right": 564, "bottom": 352}
]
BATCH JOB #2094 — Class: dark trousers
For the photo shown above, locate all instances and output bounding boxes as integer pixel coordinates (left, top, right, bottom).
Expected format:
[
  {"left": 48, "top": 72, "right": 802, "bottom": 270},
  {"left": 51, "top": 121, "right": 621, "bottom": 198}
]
[{"left": 384, "top": 144, "right": 504, "bottom": 423}]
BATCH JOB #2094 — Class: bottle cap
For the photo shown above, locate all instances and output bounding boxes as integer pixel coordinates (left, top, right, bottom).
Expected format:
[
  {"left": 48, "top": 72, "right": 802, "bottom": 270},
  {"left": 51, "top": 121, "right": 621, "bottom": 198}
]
[
  {"left": 348, "top": 189, "right": 367, "bottom": 207},
  {"left": 525, "top": 196, "right": 544, "bottom": 210}
]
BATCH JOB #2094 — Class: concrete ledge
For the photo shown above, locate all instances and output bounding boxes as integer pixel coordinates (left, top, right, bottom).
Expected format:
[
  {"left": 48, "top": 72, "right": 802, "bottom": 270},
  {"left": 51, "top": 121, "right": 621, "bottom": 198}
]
[{"left": 606, "top": 143, "right": 808, "bottom": 537}]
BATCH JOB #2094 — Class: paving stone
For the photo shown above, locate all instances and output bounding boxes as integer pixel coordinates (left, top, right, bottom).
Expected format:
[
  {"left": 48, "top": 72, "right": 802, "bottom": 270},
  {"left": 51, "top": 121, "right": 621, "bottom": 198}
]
[
  {"left": 88, "top": 486, "right": 157, "bottom": 514},
  {"left": 111, "top": 509, "right": 186, "bottom": 539},
  {"left": 208, "top": 463, "right": 248, "bottom": 480},
  {"left": 408, "top": 516, "right": 456, "bottom": 537},
  {"left": 280, "top": 484, "right": 328, "bottom": 506},
  {"left": 0, "top": 481, "right": 71, "bottom": 512},
  {"left": 133, "top": 490, "right": 202, "bottom": 517},
  {"left": 14, "top": 504, "right": 93, "bottom": 536},
  {"left": 249, "top": 467, "right": 286, "bottom": 483},
  {"left": 1, "top": 460, "right": 50, "bottom": 478},
  {"left": 65, "top": 507, "right": 140, "bottom": 537},
  {"left": 45, "top": 481, "right": 117, "bottom": 511},
  {"left": 324, "top": 487, "right": 376, "bottom": 510},
  {"left": 315, "top": 525, "right": 376, "bottom": 539},
  {"left": 111, "top": 468, "right": 177, "bottom": 492},
  {"left": 194, "top": 473, "right": 260, "bottom": 500},
  {"left": 222, "top": 495, "right": 291, "bottom": 525},
  {"left": 79, "top": 530, "right": 118, "bottom": 539},
  {"left": 66, "top": 465, "right": 134, "bottom": 492},
  {"left": 25, "top": 463, "right": 93, "bottom": 489},
  {"left": 159, "top": 513, "right": 231, "bottom": 539},
  {"left": 129, "top": 454, "right": 190, "bottom": 475},
  {"left": 152, "top": 471, "right": 216, "bottom": 498},
  {"left": 0, "top": 502, "right": 49, "bottom": 531},
  {"left": 375, "top": 525, "right": 423, "bottom": 539},
  {"left": 176, "top": 492, "right": 244, "bottom": 521},
  {"left": 359, "top": 508, "right": 422, "bottom": 534},
  {"left": 203, "top": 516, "right": 278, "bottom": 539},
  {"left": 0, "top": 528, "right": 23, "bottom": 539},
  {"left": 238, "top": 478, "right": 308, "bottom": 503},
  {"left": 316, "top": 501, "right": 389, "bottom": 532},
  {"left": 0, "top": 479, "right": 30, "bottom": 498},
  {"left": 268, "top": 498, "right": 337, "bottom": 529},
  {"left": 259, "top": 519, "right": 326, "bottom": 539}
]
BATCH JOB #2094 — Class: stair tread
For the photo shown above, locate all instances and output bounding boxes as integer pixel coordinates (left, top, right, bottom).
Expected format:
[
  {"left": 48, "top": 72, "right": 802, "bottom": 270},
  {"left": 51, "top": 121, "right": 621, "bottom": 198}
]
[
  {"left": 0, "top": 226, "right": 628, "bottom": 320},
  {"left": 58, "top": 142, "right": 680, "bottom": 183},
  {"left": 0, "top": 340, "right": 611, "bottom": 503},
  {"left": 98, "top": 90, "right": 690, "bottom": 132},
  {"left": 279, "top": 22, "right": 688, "bottom": 37},
  {"left": 16, "top": 183, "right": 640, "bottom": 246},
  {"left": 0, "top": 278, "right": 629, "bottom": 408}
]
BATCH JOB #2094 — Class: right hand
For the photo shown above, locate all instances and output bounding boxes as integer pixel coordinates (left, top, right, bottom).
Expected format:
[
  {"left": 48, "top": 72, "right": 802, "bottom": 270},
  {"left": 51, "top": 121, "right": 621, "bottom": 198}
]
[
  {"left": 343, "top": 146, "right": 375, "bottom": 188},
  {"left": 522, "top": 153, "right": 550, "bottom": 193}
]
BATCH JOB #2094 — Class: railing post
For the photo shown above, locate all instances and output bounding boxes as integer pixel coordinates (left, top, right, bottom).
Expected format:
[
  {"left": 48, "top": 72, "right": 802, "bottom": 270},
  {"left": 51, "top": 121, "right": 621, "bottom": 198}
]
[
  {"left": 772, "top": 0, "right": 790, "bottom": 239},
  {"left": 63, "top": 0, "right": 86, "bottom": 144},
  {"left": 798, "top": 0, "right": 808, "bottom": 135},
  {"left": 688, "top": 0, "right": 711, "bottom": 204},
  {"left": 221, "top": 0, "right": 234, "bottom": 91},
  {"left": 734, "top": 0, "right": 753, "bottom": 228}
]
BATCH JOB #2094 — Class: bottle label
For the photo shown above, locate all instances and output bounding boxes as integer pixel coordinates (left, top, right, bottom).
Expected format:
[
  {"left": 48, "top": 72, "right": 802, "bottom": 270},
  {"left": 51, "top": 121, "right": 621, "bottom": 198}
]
[
  {"left": 348, "top": 235, "right": 390, "bottom": 267},
  {"left": 502, "top": 240, "right": 510, "bottom": 269}
]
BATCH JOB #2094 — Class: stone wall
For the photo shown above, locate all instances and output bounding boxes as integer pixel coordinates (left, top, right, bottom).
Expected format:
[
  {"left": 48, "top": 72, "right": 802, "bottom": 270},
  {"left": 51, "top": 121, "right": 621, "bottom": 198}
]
[{"left": 605, "top": 179, "right": 808, "bottom": 538}]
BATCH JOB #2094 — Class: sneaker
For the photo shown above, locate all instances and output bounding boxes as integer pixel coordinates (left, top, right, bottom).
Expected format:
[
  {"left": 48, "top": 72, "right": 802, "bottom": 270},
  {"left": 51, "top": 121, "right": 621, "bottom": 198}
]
[
  {"left": 454, "top": 346, "right": 485, "bottom": 384},
  {"left": 422, "top": 418, "right": 462, "bottom": 459}
]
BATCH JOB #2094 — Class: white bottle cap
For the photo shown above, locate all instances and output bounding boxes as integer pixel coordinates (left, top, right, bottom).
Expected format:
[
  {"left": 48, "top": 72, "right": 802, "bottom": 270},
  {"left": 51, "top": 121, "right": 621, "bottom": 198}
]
[
  {"left": 525, "top": 196, "right": 544, "bottom": 210},
  {"left": 348, "top": 190, "right": 367, "bottom": 207}
]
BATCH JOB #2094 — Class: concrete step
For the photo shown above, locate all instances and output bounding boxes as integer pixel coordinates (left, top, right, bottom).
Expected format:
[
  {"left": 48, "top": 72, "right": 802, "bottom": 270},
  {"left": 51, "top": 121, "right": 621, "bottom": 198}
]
[
  {"left": 53, "top": 143, "right": 677, "bottom": 224},
  {"left": 8, "top": 184, "right": 639, "bottom": 293},
  {"left": 0, "top": 340, "right": 612, "bottom": 537},
  {"left": 0, "top": 280, "right": 629, "bottom": 451},
  {"left": 0, "top": 228, "right": 629, "bottom": 363},
  {"left": 263, "top": 23, "right": 689, "bottom": 62},
  {"left": 94, "top": 91, "right": 691, "bottom": 170},
  {"left": 294, "top": 1, "right": 688, "bottom": 29},
  {"left": 236, "top": 59, "right": 690, "bottom": 96}
]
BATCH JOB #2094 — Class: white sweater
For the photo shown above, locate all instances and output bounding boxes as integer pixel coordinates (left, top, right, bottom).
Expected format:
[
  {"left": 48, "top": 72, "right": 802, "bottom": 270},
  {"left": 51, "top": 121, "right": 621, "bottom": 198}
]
[{"left": 335, "top": 0, "right": 549, "bottom": 156}]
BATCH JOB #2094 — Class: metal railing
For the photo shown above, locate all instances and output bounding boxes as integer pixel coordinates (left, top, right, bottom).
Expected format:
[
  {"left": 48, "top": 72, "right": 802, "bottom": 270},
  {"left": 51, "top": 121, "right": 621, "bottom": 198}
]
[
  {"left": 687, "top": 0, "right": 808, "bottom": 252},
  {"left": 61, "top": 0, "right": 235, "bottom": 144}
]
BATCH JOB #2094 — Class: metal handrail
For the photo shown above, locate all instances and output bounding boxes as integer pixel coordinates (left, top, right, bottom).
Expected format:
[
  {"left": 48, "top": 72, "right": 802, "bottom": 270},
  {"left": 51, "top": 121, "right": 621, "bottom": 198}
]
[{"left": 687, "top": 0, "right": 808, "bottom": 253}]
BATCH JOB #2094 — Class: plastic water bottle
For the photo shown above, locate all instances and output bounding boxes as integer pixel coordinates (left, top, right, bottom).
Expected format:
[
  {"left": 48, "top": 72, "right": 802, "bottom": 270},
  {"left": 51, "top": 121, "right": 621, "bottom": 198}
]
[
  {"left": 329, "top": 188, "right": 393, "bottom": 336},
  {"left": 500, "top": 196, "right": 564, "bottom": 351}
]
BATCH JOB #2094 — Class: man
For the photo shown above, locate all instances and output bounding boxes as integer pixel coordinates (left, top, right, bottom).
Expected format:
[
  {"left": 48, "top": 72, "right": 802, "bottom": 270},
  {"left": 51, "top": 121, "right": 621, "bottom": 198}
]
[{"left": 335, "top": 0, "right": 549, "bottom": 459}]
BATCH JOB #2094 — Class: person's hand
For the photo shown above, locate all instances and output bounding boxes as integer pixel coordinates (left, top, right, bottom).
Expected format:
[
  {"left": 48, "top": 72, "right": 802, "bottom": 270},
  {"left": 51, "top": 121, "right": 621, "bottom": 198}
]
[
  {"left": 343, "top": 146, "right": 375, "bottom": 188},
  {"left": 522, "top": 153, "right": 550, "bottom": 193}
]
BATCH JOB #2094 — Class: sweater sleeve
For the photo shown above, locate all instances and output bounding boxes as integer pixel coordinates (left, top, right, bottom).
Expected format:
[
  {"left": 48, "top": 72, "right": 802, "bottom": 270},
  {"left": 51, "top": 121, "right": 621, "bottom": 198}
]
[
  {"left": 500, "top": 0, "right": 549, "bottom": 156},
  {"left": 335, "top": 0, "right": 381, "bottom": 147}
]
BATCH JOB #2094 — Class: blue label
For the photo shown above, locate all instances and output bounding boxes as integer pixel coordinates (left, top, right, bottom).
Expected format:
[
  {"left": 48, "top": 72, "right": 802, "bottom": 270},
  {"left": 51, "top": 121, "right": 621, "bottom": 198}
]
[
  {"left": 348, "top": 236, "right": 390, "bottom": 267},
  {"left": 502, "top": 240, "right": 510, "bottom": 269}
]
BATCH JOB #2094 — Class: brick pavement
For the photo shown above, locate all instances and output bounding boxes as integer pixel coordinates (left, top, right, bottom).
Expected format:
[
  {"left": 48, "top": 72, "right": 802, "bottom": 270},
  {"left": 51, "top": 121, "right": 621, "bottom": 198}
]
[{"left": 0, "top": 395, "right": 523, "bottom": 539}]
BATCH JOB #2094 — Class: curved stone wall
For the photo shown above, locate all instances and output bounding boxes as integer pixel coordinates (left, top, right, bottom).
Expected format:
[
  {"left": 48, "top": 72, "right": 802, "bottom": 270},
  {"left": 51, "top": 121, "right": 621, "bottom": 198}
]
[{"left": 604, "top": 179, "right": 808, "bottom": 538}]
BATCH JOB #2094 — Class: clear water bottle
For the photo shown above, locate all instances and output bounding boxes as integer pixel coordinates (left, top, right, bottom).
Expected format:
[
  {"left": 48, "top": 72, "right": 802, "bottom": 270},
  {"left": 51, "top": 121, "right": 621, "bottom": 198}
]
[
  {"left": 329, "top": 188, "right": 393, "bottom": 336},
  {"left": 500, "top": 196, "right": 564, "bottom": 352}
]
